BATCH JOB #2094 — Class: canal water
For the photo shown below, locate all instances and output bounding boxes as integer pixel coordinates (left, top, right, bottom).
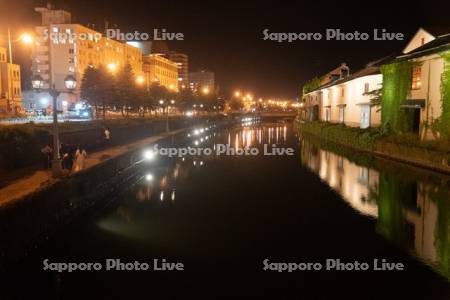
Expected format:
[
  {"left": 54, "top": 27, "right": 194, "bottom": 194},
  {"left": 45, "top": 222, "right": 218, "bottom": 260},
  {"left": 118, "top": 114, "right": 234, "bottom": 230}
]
[{"left": 1, "top": 121, "right": 450, "bottom": 299}]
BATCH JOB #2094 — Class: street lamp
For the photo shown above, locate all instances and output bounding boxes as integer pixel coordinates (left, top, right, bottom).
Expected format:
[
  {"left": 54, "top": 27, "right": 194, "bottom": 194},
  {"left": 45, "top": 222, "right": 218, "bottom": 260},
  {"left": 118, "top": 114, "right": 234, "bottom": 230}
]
[
  {"left": 136, "top": 75, "right": 145, "bottom": 85},
  {"left": 159, "top": 99, "right": 170, "bottom": 133},
  {"left": 107, "top": 63, "right": 117, "bottom": 73},
  {"left": 32, "top": 74, "right": 77, "bottom": 178},
  {"left": 20, "top": 33, "right": 33, "bottom": 45},
  {"left": 202, "top": 87, "right": 210, "bottom": 95}
]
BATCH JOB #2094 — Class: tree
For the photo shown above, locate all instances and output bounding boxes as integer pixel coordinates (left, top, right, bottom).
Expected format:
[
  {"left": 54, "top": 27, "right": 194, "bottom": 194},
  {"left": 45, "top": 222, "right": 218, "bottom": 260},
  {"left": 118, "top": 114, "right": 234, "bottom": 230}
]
[
  {"left": 80, "top": 66, "right": 115, "bottom": 119},
  {"left": 114, "top": 63, "right": 138, "bottom": 116},
  {"left": 96, "top": 65, "right": 116, "bottom": 119},
  {"left": 177, "top": 88, "right": 196, "bottom": 111},
  {"left": 302, "top": 77, "right": 321, "bottom": 95},
  {"left": 80, "top": 67, "right": 101, "bottom": 118},
  {"left": 228, "top": 97, "right": 244, "bottom": 111},
  {"left": 364, "top": 87, "right": 382, "bottom": 112}
]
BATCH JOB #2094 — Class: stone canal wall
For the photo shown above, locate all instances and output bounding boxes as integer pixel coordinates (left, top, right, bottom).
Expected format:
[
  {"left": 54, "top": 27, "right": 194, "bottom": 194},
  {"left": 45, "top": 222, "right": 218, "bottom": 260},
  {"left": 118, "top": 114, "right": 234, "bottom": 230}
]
[
  {"left": 0, "top": 116, "right": 231, "bottom": 267},
  {"left": 0, "top": 116, "right": 213, "bottom": 171},
  {"left": 298, "top": 121, "right": 450, "bottom": 175}
]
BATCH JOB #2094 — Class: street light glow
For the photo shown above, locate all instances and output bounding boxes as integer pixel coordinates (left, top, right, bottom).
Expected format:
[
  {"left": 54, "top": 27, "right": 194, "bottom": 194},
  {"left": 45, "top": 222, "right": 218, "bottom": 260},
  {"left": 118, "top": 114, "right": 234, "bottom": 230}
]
[
  {"left": 202, "top": 87, "right": 210, "bottom": 95},
  {"left": 136, "top": 75, "right": 145, "bottom": 85},
  {"left": 107, "top": 63, "right": 117, "bottom": 73},
  {"left": 143, "top": 150, "right": 156, "bottom": 161},
  {"left": 20, "top": 33, "right": 33, "bottom": 45}
]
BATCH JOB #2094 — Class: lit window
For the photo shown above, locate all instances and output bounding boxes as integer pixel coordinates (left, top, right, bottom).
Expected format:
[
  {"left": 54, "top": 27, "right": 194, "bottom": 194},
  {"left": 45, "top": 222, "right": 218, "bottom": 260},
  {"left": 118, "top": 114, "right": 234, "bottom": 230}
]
[
  {"left": 364, "top": 83, "right": 369, "bottom": 94},
  {"left": 411, "top": 66, "right": 422, "bottom": 90}
]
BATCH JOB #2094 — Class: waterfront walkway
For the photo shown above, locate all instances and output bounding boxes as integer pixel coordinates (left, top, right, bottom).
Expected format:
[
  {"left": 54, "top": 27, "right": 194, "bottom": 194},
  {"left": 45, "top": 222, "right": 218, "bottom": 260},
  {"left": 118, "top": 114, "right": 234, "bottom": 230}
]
[{"left": 0, "top": 128, "right": 186, "bottom": 207}]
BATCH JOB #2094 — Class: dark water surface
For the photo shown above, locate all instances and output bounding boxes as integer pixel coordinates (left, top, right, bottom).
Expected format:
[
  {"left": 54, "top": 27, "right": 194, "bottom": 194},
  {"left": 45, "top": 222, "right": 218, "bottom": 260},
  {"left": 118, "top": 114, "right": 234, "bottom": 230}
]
[{"left": 1, "top": 122, "right": 450, "bottom": 299}]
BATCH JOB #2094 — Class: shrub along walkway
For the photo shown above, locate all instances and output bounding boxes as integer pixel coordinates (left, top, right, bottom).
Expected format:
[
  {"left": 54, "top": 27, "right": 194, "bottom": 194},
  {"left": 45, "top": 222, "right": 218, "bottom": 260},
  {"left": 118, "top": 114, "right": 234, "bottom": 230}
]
[{"left": 0, "top": 128, "right": 186, "bottom": 207}]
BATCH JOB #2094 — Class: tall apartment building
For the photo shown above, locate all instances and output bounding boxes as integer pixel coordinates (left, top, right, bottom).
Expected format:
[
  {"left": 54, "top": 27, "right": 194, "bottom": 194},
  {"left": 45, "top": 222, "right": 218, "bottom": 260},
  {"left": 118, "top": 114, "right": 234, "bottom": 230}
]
[
  {"left": 168, "top": 51, "right": 188, "bottom": 89},
  {"left": 31, "top": 4, "right": 143, "bottom": 106},
  {"left": 189, "top": 70, "right": 215, "bottom": 94},
  {"left": 0, "top": 46, "right": 22, "bottom": 114},
  {"left": 142, "top": 54, "right": 178, "bottom": 92}
]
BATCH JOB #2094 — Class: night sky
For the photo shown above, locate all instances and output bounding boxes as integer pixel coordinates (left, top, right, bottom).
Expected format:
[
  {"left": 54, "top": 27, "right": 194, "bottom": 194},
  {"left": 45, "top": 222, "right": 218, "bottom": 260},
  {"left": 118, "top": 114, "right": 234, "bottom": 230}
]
[{"left": 1, "top": 0, "right": 449, "bottom": 98}]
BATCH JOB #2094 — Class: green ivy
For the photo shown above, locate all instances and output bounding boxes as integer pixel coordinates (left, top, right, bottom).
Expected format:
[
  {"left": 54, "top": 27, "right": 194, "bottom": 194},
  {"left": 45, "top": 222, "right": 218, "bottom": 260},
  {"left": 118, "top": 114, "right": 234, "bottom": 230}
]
[
  {"left": 380, "top": 61, "right": 415, "bottom": 133},
  {"left": 438, "top": 51, "right": 450, "bottom": 139},
  {"left": 302, "top": 77, "right": 321, "bottom": 96}
]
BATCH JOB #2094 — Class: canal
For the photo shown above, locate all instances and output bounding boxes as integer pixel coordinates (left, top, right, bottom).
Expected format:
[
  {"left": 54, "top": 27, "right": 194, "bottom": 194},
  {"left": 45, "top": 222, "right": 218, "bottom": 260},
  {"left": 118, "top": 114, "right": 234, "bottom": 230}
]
[{"left": 1, "top": 121, "right": 450, "bottom": 299}]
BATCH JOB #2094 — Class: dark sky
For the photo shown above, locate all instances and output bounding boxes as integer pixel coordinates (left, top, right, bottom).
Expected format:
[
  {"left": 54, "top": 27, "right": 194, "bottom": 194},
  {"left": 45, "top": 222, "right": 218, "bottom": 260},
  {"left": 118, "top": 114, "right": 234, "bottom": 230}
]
[{"left": 1, "top": 0, "right": 450, "bottom": 98}]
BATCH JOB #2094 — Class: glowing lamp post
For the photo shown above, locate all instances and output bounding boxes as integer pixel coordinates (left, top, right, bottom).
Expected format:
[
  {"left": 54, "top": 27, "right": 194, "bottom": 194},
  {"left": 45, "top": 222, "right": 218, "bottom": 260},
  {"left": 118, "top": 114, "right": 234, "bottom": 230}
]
[{"left": 32, "top": 74, "right": 77, "bottom": 178}]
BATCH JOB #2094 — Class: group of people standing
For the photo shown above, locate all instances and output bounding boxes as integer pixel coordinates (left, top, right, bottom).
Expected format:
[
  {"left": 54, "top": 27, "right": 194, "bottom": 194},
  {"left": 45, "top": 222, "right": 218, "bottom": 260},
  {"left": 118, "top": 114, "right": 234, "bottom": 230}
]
[
  {"left": 40, "top": 127, "right": 111, "bottom": 174},
  {"left": 61, "top": 144, "right": 87, "bottom": 172},
  {"left": 41, "top": 144, "right": 87, "bottom": 173}
]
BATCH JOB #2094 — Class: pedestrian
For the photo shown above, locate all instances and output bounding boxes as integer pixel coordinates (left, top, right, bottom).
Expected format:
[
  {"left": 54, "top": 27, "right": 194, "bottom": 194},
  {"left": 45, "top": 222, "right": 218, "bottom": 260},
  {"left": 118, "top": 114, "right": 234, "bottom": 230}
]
[
  {"left": 72, "top": 145, "right": 87, "bottom": 173},
  {"left": 41, "top": 145, "right": 52, "bottom": 169},
  {"left": 60, "top": 143, "right": 68, "bottom": 170},
  {"left": 66, "top": 145, "right": 75, "bottom": 170},
  {"left": 61, "top": 144, "right": 74, "bottom": 170},
  {"left": 104, "top": 127, "right": 111, "bottom": 145}
]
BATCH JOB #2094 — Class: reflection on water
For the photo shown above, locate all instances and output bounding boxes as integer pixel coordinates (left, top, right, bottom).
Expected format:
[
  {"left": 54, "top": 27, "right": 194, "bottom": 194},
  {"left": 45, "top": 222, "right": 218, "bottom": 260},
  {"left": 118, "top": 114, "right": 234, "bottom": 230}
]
[
  {"left": 300, "top": 136, "right": 450, "bottom": 281},
  {"left": 97, "top": 120, "right": 289, "bottom": 242}
]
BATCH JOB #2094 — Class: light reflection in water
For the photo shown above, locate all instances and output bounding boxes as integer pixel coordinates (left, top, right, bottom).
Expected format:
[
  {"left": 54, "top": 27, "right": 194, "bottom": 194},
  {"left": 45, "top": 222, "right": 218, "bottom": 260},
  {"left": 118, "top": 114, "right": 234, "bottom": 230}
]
[
  {"left": 229, "top": 125, "right": 288, "bottom": 149},
  {"left": 300, "top": 136, "right": 450, "bottom": 281}
]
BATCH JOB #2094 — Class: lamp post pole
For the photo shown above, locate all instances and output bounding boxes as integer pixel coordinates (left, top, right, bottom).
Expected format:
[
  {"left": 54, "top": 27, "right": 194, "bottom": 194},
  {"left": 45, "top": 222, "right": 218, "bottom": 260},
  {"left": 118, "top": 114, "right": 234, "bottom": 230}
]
[
  {"left": 49, "top": 86, "right": 62, "bottom": 177},
  {"left": 7, "top": 28, "right": 13, "bottom": 113},
  {"left": 32, "top": 74, "right": 76, "bottom": 178},
  {"left": 166, "top": 106, "right": 169, "bottom": 133}
]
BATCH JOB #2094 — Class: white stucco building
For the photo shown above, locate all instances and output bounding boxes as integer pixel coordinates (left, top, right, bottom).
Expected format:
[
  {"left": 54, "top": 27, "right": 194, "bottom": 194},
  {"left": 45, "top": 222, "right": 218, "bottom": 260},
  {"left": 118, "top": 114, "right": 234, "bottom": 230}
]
[
  {"left": 395, "top": 30, "right": 450, "bottom": 139},
  {"left": 303, "top": 66, "right": 382, "bottom": 128},
  {"left": 302, "top": 28, "right": 450, "bottom": 132}
]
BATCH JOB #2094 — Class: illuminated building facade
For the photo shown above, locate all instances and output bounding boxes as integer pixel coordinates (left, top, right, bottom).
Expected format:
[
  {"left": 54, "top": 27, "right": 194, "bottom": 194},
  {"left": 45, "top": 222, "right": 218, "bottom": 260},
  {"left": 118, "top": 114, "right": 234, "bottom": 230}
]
[
  {"left": 168, "top": 51, "right": 189, "bottom": 89},
  {"left": 31, "top": 5, "right": 143, "bottom": 106},
  {"left": 0, "top": 47, "right": 22, "bottom": 114},
  {"left": 142, "top": 54, "right": 178, "bottom": 92},
  {"left": 189, "top": 70, "right": 214, "bottom": 94}
]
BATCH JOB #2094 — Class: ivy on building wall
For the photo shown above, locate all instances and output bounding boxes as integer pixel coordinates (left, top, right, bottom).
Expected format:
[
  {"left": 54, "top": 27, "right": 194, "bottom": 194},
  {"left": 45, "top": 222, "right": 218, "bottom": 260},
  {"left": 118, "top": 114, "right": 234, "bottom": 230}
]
[
  {"left": 380, "top": 61, "right": 414, "bottom": 133},
  {"left": 432, "top": 189, "right": 450, "bottom": 280},
  {"left": 302, "top": 77, "right": 321, "bottom": 96},
  {"left": 376, "top": 173, "right": 409, "bottom": 244},
  {"left": 437, "top": 51, "right": 450, "bottom": 139}
]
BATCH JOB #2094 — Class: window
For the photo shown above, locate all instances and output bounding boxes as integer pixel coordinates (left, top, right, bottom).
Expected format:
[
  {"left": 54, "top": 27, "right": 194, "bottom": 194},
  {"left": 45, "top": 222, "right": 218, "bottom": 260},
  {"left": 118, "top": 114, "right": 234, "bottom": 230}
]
[
  {"left": 339, "top": 106, "right": 345, "bottom": 124},
  {"left": 364, "top": 83, "right": 370, "bottom": 94},
  {"left": 325, "top": 107, "right": 331, "bottom": 122},
  {"left": 341, "top": 87, "right": 344, "bottom": 97},
  {"left": 411, "top": 66, "right": 422, "bottom": 90}
]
